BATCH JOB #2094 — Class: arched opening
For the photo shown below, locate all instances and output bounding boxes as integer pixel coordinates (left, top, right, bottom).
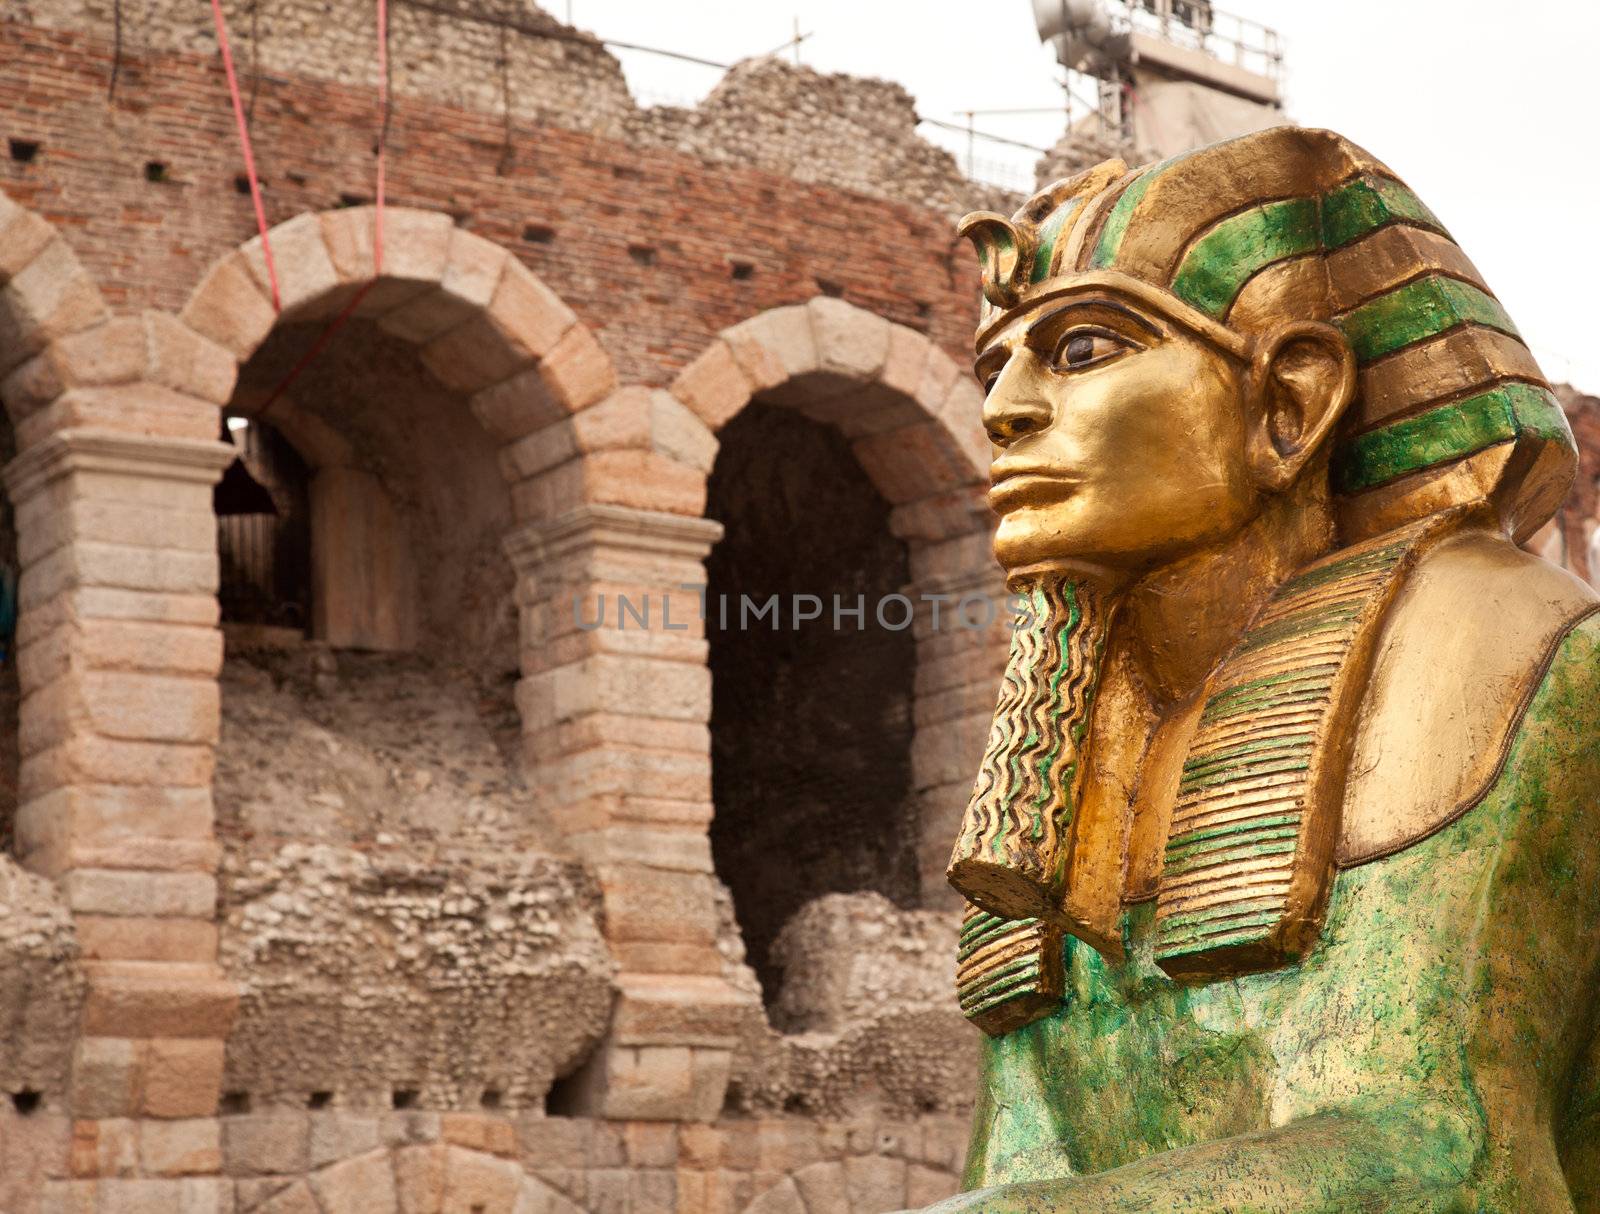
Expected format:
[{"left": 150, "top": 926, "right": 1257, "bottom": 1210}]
[
  {"left": 705, "top": 401, "right": 919, "bottom": 1005},
  {"left": 174, "top": 206, "right": 623, "bottom": 1114},
  {"left": 214, "top": 313, "right": 612, "bottom": 1111},
  {"left": 216, "top": 316, "right": 530, "bottom": 849}
]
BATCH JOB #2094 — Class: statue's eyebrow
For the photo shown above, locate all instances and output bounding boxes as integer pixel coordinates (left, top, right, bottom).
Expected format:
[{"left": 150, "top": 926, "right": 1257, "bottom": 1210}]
[
  {"left": 1032, "top": 296, "right": 1165, "bottom": 338},
  {"left": 973, "top": 345, "right": 1009, "bottom": 385}
]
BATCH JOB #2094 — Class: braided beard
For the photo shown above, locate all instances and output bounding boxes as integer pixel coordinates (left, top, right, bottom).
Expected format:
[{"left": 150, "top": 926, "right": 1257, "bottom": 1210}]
[{"left": 947, "top": 575, "right": 1117, "bottom": 922}]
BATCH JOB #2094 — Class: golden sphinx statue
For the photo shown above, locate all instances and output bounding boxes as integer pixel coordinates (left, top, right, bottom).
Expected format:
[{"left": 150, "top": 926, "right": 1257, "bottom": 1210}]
[{"left": 914, "top": 127, "right": 1600, "bottom": 1211}]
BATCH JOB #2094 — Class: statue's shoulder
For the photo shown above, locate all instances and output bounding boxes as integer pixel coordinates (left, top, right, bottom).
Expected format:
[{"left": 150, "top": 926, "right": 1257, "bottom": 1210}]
[{"left": 1339, "top": 527, "right": 1600, "bottom": 865}]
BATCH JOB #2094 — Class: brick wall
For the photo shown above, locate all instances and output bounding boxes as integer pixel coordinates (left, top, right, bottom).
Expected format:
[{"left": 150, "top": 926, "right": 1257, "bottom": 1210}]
[{"left": 0, "top": 17, "right": 989, "bottom": 390}]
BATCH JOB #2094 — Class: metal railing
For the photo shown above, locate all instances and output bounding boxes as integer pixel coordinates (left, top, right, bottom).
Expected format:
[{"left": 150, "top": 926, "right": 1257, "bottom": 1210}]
[{"left": 1113, "top": 0, "right": 1283, "bottom": 80}]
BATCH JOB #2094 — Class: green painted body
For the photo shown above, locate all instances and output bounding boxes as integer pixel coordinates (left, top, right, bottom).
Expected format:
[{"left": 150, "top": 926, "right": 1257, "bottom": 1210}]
[{"left": 939, "top": 611, "right": 1600, "bottom": 1213}]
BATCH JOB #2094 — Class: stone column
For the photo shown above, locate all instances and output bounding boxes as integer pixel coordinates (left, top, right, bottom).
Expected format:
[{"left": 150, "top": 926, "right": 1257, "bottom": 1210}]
[
  {"left": 5, "top": 428, "right": 237, "bottom": 1121},
  {"left": 506, "top": 504, "right": 749, "bottom": 1122},
  {"left": 907, "top": 540, "right": 1012, "bottom": 909}
]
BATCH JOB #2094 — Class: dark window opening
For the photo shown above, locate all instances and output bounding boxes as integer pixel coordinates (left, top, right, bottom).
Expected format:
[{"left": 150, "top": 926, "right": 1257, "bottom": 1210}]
[
  {"left": 628, "top": 244, "right": 657, "bottom": 266},
  {"left": 816, "top": 279, "right": 844, "bottom": 299},
  {"left": 729, "top": 259, "right": 755, "bottom": 282},
  {"left": 10, "top": 1089, "right": 40, "bottom": 1115},
  {"left": 215, "top": 416, "right": 311, "bottom": 632},
  {"left": 338, "top": 192, "right": 369, "bottom": 208},
  {"left": 307, "top": 1090, "right": 332, "bottom": 1109},
  {"left": 144, "top": 161, "right": 168, "bottom": 183},
  {"left": 391, "top": 1088, "right": 418, "bottom": 1109},
  {"left": 7, "top": 140, "right": 39, "bottom": 164},
  {"left": 480, "top": 1088, "right": 502, "bottom": 1109},
  {"left": 705, "top": 403, "right": 918, "bottom": 1007},
  {"left": 234, "top": 174, "right": 253, "bottom": 195},
  {"left": 523, "top": 223, "right": 556, "bottom": 244},
  {"left": 221, "top": 1091, "right": 252, "bottom": 1115},
  {"left": 543, "top": 1070, "right": 585, "bottom": 1117}
]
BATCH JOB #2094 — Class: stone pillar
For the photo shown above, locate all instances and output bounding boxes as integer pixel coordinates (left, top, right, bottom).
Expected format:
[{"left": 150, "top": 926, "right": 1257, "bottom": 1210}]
[
  {"left": 506, "top": 504, "right": 748, "bottom": 1122},
  {"left": 5, "top": 428, "right": 238, "bottom": 1121},
  {"left": 907, "top": 539, "right": 1012, "bottom": 909}
]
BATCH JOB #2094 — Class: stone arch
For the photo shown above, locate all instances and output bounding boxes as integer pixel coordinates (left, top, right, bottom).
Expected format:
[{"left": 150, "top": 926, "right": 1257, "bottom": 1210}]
[
  {"left": 672, "top": 297, "right": 991, "bottom": 529},
  {"left": 665, "top": 305, "right": 998, "bottom": 1004},
  {"left": 670, "top": 297, "right": 1004, "bottom": 938},
  {"left": 177, "top": 208, "right": 617, "bottom": 465},
  {"left": 176, "top": 206, "right": 619, "bottom": 660},
  {"left": 742, "top": 1154, "right": 960, "bottom": 1214}
]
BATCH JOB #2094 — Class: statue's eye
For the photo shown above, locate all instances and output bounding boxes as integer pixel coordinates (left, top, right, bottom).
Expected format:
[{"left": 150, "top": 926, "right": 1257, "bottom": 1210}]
[{"left": 1053, "top": 328, "right": 1130, "bottom": 371}]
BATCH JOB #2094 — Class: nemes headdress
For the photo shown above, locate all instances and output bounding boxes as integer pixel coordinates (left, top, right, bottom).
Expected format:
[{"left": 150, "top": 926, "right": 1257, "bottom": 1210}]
[
  {"left": 959, "top": 126, "right": 1575, "bottom": 544},
  {"left": 947, "top": 130, "right": 1581, "bottom": 1019}
]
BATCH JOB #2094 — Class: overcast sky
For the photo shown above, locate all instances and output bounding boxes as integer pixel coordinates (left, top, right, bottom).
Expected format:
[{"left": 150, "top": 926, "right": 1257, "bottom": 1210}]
[{"left": 569, "top": 1, "right": 1599, "bottom": 393}]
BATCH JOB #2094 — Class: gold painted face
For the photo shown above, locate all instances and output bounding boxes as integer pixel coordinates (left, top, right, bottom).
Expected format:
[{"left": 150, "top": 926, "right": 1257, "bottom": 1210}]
[{"left": 976, "top": 291, "right": 1259, "bottom": 575}]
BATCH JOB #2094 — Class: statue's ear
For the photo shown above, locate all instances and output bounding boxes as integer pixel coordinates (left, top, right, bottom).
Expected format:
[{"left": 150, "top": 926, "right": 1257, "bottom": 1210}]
[{"left": 1244, "top": 321, "right": 1356, "bottom": 493}]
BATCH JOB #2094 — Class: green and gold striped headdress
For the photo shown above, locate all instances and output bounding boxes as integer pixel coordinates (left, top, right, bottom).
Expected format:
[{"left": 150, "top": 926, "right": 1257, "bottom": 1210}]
[{"left": 960, "top": 126, "right": 1575, "bottom": 543}]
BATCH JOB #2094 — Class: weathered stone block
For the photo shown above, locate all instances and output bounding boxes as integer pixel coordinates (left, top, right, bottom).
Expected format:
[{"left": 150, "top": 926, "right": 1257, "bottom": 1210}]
[
  {"left": 809, "top": 295, "right": 889, "bottom": 382},
  {"left": 906, "top": 1163, "right": 959, "bottom": 1208},
  {"left": 470, "top": 365, "right": 566, "bottom": 444},
  {"left": 142, "top": 1038, "right": 226, "bottom": 1119},
  {"left": 853, "top": 420, "right": 983, "bottom": 505},
  {"left": 725, "top": 307, "right": 816, "bottom": 387},
  {"left": 223, "top": 1113, "right": 311, "bottom": 1176},
  {"left": 139, "top": 1118, "right": 222, "bottom": 1177},
  {"left": 81, "top": 672, "right": 220, "bottom": 745},
  {"left": 649, "top": 390, "right": 718, "bottom": 473},
  {"left": 91, "top": 1176, "right": 227, "bottom": 1214},
  {"left": 793, "top": 1160, "right": 849, "bottom": 1214},
  {"left": 539, "top": 322, "right": 616, "bottom": 415},
  {"left": 65, "top": 870, "right": 216, "bottom": 918},
  {"left": 442, "top": 1144, "right": 521, "bottom": 1210},
  {"left": 310, "top": 1147, "right": 399, "bottom": 1213},
  {"left": 608, "top": 974, "right": 750, "bottom": 1049},
  {"left": 7, "top": 239, "right": 111, "bottom": 357},
  {"left": 78, "top": 916, "right": 218, "bottom": 964},
  {"left": 670, "top": 340, "right": 752, "bottom": 432},
  {"left": 241, "top": 213, "right": 339, "bottom": 320},
  {"left": 179, "top": 253, "right": 277, "bottom": 361},
  {"left": 144, "top": 312, "right": 239, "bottom": 406},
  {"left": 72, "top": 1038, "right": 139, "bottom": 1119},
  {"left": 0, "top": 199, "right": 56, "bottom": 282},
  {"left": 309, "top": 1112, "right": 382, "bottom": 1169},
  {"left": 845, "top": 1154, "right": 909, "bottom": 1212},
  {"left": 81, "top": 966, "right": 238, "bottom": 1040}
]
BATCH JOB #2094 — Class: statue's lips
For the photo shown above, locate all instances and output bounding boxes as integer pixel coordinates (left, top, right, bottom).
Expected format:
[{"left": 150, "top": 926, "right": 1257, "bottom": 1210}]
[{"left": 988, "top": 468, "right": 1079, "bottom": 513}]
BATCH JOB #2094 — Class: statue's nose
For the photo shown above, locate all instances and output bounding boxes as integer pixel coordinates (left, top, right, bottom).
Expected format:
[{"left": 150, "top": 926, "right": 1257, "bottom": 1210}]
[{"left": 982, "top": 354, "right": 1054, "bottom": 448}]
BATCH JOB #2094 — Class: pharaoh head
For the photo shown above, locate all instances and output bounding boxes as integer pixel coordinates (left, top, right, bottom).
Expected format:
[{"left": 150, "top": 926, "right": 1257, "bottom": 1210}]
[{"left": 961, "top": 126, "right": 1574, "bottom": 577}]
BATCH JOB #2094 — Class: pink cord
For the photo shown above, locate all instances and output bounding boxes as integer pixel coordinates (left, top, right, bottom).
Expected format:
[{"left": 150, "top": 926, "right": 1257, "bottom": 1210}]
[{"left": 209, "top": 0, "right": 280, "bottom": 312}]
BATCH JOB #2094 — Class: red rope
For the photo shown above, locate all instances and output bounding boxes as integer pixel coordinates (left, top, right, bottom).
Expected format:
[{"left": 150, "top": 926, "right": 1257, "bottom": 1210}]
[{"left": 210, "top": 0, "right": 279, "bottom": 311}]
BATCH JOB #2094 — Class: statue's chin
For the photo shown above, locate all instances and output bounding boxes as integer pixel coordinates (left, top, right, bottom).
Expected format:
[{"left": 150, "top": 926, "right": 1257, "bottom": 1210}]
[{"left": 992, "top": 509, "right": 1135, "bottom": 583}]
